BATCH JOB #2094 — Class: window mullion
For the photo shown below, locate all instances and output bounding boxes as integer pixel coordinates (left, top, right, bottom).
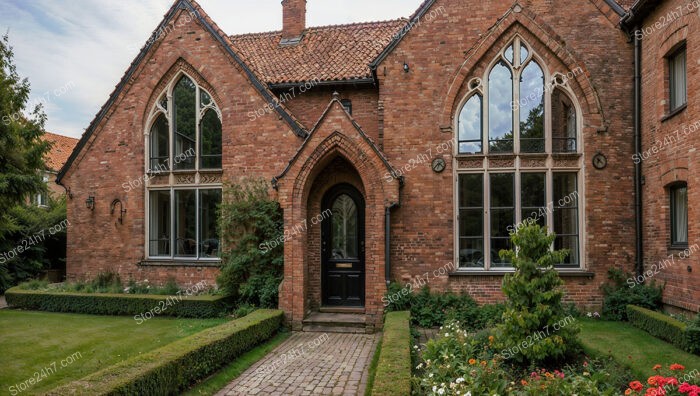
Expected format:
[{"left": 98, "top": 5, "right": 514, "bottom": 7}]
[
  {"left": 513, "top": 68, "right": 520, "bottom": 154},
  {"left": 195, "top": 86, "right": 201, "bottom": 173},
  {"left": 170, "top": 187, "right": 175, "bottom": 259},
  {"left": 484, "top": 171, "right": 490, "bottom": 270}
]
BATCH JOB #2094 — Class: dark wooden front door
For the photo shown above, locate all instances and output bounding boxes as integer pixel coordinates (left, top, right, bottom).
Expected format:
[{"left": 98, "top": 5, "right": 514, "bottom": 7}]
[{"left": 321, "top": 184, "right": 365, "bottom": 307}]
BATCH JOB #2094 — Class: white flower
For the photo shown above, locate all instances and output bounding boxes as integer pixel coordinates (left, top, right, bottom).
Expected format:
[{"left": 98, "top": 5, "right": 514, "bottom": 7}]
[
  {"left": 465, "top": 392, "right": 472, "bottom": 396},
  {"left": 456, "top": 377, "right": 465, "bottom": 384},
  {"left": 416, "top": 363, "right": 423, "bottom": 369},
  {"left": 586, "top": 312, "right": 592, "bottom": 317},
  {"left": 432, "top": 386, "right": 437, "bottom": 392},
  {"left": 444, "top": 333, "right": 450, "bottom": 337},
  {"left": 429, "top": 373, "right": 434, "bottom": 378},
  {"left": 437, "top": 388, "right": 445, "bottom": 395}
]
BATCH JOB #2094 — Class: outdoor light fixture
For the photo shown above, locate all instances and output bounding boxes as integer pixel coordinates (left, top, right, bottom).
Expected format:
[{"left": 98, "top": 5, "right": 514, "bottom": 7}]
[
  {"left": 110, "top": 199, "right": 127, "bottom": 225},
  {"left": 403, "top": 62, "right": 410, "bottom": 73},
  {"left": 85, "top": 195, "right": 95, "bottom": 211}
]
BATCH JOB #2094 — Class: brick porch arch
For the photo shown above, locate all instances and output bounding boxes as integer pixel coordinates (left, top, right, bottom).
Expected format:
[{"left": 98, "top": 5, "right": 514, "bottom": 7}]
[{"left": 274, "top": 99, "right": 400, "bottom": 330}]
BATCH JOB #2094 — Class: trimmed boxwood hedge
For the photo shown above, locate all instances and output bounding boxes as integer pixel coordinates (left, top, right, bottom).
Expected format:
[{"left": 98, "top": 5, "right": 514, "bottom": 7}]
[
  {"left": 5, "top": 287, "right": 231, "bottom": 318},
  {"left": 627, "top": 305, "right": 700, "bottom": 355},
  {"left": 370, "top": 311, "right": 411, "bottom": 396},
  {"left": 47, "top": 309, "right": 283, "bottom": 395}
]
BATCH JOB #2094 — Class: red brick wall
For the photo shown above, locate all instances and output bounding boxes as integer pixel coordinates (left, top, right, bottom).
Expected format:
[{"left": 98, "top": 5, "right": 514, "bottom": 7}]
[
  {"left": 638, "top": 0, "right": 700, "bottom": 313},
  {"left": 62, "top": 9, "right": 303, "bottom": 287},
  {"left": 376, "top": 0, "right": 635, "bottom": 310}
]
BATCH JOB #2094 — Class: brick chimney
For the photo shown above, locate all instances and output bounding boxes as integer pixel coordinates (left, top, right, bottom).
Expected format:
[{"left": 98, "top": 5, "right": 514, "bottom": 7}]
[{"left": 281, "top": 0, "right": 306, "bottom": 41}]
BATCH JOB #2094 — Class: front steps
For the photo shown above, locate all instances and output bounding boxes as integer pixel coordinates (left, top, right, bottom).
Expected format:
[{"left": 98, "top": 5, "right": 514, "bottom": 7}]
[{"left": 302, "top": 312, "right": 372, "bottom": 333}]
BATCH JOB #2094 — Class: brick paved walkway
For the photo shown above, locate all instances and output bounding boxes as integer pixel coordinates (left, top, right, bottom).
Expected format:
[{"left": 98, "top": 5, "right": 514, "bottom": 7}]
[{"left": 217, "top": 332, "right": 380, "bottom": 396}]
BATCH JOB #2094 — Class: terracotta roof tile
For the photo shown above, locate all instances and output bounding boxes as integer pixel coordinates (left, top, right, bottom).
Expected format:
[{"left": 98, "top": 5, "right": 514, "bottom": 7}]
[
  {"left": 230, "top": 19, "right": 408, "bottom": 85},
  {"left": 42, "top": 132, "right": 78, "bottom": 172}
]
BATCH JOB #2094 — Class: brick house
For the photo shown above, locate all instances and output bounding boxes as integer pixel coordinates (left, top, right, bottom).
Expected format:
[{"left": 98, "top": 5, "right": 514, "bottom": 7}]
[
  {"left": 56, "top": 0, "right": 698, "bottom": 329},
  {"left": 35, "top": 132, "right": 78, "bottom": 206}
]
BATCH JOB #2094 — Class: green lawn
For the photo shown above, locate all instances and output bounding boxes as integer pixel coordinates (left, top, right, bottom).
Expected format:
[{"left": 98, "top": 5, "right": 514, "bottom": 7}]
[
  {"left": 0, "top": 310, "right": 227, "bottom": 394},
  {"left": 580, "top": 318, "right": 700, "bottom": 380}
]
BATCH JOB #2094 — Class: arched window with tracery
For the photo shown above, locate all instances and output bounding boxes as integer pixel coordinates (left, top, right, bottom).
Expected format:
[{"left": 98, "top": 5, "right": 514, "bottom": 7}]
[
  {"left": 455, "top": 37, "right": 582, "bottom": 270},
  {"left": 144, "top": 73, "right": 222, "bottom": 261}
]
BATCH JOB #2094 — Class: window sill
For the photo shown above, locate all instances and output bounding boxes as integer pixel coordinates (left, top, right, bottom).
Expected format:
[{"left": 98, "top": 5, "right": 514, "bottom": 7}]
[
  {"left": 668, "top": 244, "right": 689, "bottom": 254},
  {"left": 551, "top": 152, "right": 582, "bottom": 159},
  {"left": 139, "top": 259, "right": 222, "bottom": 268},
  {"left": 661, "top": 104, "right": 687, "bottom": 123},
  {"left": 449, "top": 270, "right": 594, "bottom": 278}
]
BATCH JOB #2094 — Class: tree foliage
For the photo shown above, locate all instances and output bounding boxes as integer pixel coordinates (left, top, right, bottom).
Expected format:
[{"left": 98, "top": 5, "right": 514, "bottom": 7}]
[
  {"left": 216, "top": 178, "right": 283, "bottom": 308},
  {"left": 0, "top": 34, "right": 54, "bottom": 292},
  {"left": 496, "top": 220, "right": 581, "bottom": 366}
]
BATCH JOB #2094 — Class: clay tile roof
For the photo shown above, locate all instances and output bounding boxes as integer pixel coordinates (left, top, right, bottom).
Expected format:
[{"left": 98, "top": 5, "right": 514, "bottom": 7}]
[
  {"left": 42, "top": 132, "right": 78, "bottom": 172},
  {"left": 230, "top": 19, "right": 408, "bottom": 85}
]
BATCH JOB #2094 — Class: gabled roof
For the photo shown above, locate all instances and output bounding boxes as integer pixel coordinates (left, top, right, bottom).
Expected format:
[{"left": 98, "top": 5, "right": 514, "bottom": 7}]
[
  {"left": 57, "top": 0, "right": 306, "bottom": 184},
  {"left": 41, "top": 132, "right": 78, "bottom": 172},
  {"left": 231, "top": 19, "right": 407, "bottom": 86},
  {"left": 273, "top": 96, "right": 399, "bottom": 186}
]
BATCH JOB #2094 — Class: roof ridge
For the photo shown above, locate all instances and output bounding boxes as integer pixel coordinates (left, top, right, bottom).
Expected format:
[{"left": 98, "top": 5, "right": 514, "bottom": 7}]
[{"left": 230, "top": 18, "right": 407, "bottom": 40}]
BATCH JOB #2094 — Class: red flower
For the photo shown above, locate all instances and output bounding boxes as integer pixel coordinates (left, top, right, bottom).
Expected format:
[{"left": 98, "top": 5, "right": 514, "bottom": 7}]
[
  {"left": 630, "top": 381, "right": 644, "bottom": 391},
  {"left": 583, "top": 361, "right": 589, "bottom": 367},
  {"left": 670, "top": 364, "right": 686, "bottom": 371},
  {"left": 666, "top": 377, "right": 679, "bottom": 387},
  {"left": 653, "top": 364, "right": 662, "bottom": 371}
]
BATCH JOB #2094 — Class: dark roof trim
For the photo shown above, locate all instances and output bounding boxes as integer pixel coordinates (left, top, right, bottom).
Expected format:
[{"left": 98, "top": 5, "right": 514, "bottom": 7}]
[
  {"left": 273, "top": 98, "right": 399, "bottom": 186},
  {"left": 269, "top": 78, "right": 375, "bottom": 91},
  {"left": 368, "top": 0, "right": 436, "bottom": 71},
  {"left": 57, "top": 0, "right": 307, "bottom": 184},
  {"left": 620, "top": 0, "right": 658, "bottom": 30},
  {"left": 603, "top": 0, "right": 626, "bottom": 16}
]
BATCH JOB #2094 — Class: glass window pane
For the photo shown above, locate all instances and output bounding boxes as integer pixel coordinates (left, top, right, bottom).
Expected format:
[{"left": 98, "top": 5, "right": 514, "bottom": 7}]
[
  {"left": 175, "top": 190, "right": 197, "bottom": 257},
  {"left": 520, "top": 44, "right": 529, "bottom": 64},
  {"left": 488, "top": 61, "right": 514, "bottom": 153},
  {"left": 173, "top": 76, "right": 196, "bottom": 170},
  {"left": 670, "top": 49, "right": 687, "bottom": 110},
  {"left": 490, "top": 173, "right": 514, "bottom": 207},
  {"left": 460, "top": 209, "right": 483, "bottom": 237},
  {"left": 459, "top": 238, "right": 485, "bottom": 268},
  {"left": 519, "top": 61, "right": 545, "bottom": 153},
  {"left": 552, "top": 89, "right": 577, "bottom": 153},
  {"left": 521, "top": 173, "right": 546, "bottom": 225},
  {"left": 331, "top": 194, "right": 358, "bottom": 259},
  {"left": 149, "top": 115, "right": 169, "bottom": 171},
  {"left": 553, "top": 173, "right": 579, "bottom": 267},
  {"left": 554, "top": 235, "right": 579, "bottom": 266},
  {"left": 200, "top": 90, "right": 212, "bottom": 107},
  {"left": 459, "top": 174, "right": 483, "bottom": 208},
  {"left": 553, "top": 173, "right": 578, "bottom": 208},
  {"left": 200, "top": 109, "right": 222, "bottom": 169},
  {"left": 149, "top": 191, "right": 171, "bottom": 256},
  {"left": 504, "top": 44, "right": 514, "bottom": 65},
  {"left": 199, "top": 189, "right": 221, "bottom": 258},
  {"left": 491, "top": 237, "right": 512, "bottom": 267},
  {"left": 458, "top": 95, "right": 482, "bottom": 154},
  {"left": 672, "top": 186, "right": 688, "bottom": 244}
]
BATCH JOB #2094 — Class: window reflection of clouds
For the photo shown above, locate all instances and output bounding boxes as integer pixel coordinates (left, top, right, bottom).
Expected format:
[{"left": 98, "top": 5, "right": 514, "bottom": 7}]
[{"left": 489, "top": 61, "right": 513, "bottom": 141}]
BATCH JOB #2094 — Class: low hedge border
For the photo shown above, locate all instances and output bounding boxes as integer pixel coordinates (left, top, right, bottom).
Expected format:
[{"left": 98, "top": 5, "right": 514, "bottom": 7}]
[
  {"left": 47, "top": 309, "right": 284, "bottom": 395},
  {"left": 626, "top": 305, "right": 700, "bottom": 355},
  {"left": 5, "top": 287, "right": 231, "bottom": 318},
  {"left": 370, "top": 311, "right": 411, "bottom": 396}
]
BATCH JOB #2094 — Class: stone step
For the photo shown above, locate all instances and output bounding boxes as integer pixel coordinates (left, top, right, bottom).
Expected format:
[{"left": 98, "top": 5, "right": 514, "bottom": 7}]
[{"left": 302, "top": 312, "right": 371, "bottom": 334}]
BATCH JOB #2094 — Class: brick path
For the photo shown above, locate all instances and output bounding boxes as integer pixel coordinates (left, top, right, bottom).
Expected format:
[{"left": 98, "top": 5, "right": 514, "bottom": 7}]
[{"left": 217, "top": 332, "right": 380, "bottom": 396}]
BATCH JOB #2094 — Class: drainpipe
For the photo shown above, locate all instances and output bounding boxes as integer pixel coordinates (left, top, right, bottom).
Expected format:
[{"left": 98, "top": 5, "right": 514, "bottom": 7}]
[
  {"left": 385, "top": 201, "right": 400, "bottom": 286},
  {"left": 634, "top": 26, "right": 644, "bottom": 277}
]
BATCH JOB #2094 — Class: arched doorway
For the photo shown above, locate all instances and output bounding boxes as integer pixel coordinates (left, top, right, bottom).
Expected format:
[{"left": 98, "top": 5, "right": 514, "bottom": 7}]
[{"left": 321, "top": 183, "right": 365, "bottom": 307}]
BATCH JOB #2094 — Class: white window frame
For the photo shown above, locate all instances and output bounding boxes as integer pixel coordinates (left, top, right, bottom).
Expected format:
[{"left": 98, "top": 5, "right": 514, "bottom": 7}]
[
  {"left": 453, "top": 36, "right": 585, "bottom": 271},
  {"left": 143, "top": 72, "right": 223, "bottom": 261}
]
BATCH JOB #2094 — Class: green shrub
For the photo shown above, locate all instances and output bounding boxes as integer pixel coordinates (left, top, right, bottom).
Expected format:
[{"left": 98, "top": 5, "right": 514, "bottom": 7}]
[
  {"left": 5, "top": 287, "right": 231, "bottom": 318},
  {"left": 626, "top": 305, "right": 700, "bottom": 355},
  {"left": 686, "top": 315, "right": 700, "bottom": 355},
  {"left": 217, "top": 179, "right": 283, "bottom": 308},
  {"left": 602, "top": 268, "right": 663, "bottom": 320},
  {"left": 370, "top": 311, "right": 411, "bottom": 396},
  {"left": 47, "top": 310, "right": 283, "bottom": 395},
  {"left": 384, "top": 284, "right": 504, "bottom": 329},
  {"left": 496, "top": 221, "right": 580, "bottom": 366}
]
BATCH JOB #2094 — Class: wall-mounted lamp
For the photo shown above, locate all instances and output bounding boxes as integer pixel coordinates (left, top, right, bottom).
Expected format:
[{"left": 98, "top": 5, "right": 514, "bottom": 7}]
[
  {"left": 110, "top": 199, "right": 127, "bottom": 225},
  {"left": 403, "top": 62, "right": 410, "bottom": 73},
  {"left": 85, "top": 195, "right": 95, "bottom": 211}
]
